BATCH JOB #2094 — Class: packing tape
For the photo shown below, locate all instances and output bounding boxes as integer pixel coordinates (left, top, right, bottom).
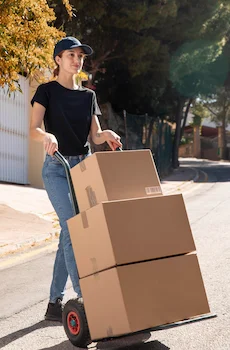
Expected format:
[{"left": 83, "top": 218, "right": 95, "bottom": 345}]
[
  {"left": 93, "top": 273, "right": 100, "bottom": 281},
  {"left": 107, "top": 326, "right": 114, "bottom": 337},
  {"left": 81, "top": 211, "right": 89, "bottom": 228},
  {"left": 90, "top": 257, "right": 99, "bottom": 274},
  {"left": 85, "top": 186, "right": 98, "bottom": 207},
  {"left": 80, "top": 160, "right": 86, "bottom": 172}
]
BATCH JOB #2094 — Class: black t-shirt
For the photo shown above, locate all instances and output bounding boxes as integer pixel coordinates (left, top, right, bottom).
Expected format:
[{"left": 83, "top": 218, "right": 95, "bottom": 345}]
[{"left": 31, "top": 81, "right": 101, "bottom": 155}]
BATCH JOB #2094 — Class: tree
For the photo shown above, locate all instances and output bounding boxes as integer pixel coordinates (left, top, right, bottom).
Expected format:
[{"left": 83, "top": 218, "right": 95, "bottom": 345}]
[
  {"left": 49, "top": 0, "right": 178, "bottom": 102},
  {"left": 202, "top": 86, "right": 230, "bottom": 159},
  {"left": 50, "top": 0, "right": 230, "bottom": 167},
  {"left": 18, "top": 0, "right": 230, "bottom": 168},
  {"left": 191, "top": 103, "right": 209, "bottom": 127},
  {"left": 0, "top": 0, "right": 68, "bottom": 90},
  {"left": 166, "top": 0, "right": 230, "bottom": 167}
]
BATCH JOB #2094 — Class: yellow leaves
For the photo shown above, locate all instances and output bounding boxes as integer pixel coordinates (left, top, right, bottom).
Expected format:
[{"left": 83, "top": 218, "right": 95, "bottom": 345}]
[
  {"left": 74, "top": 71, "right": 89, "bottom": 85},
  {"left": 76, "top": 71, "right": 89, "bottom": 80},
  {"left": 62, "top": 0, "right": 73, "bottom": 17},
  {"left": 0, "top": 0, "right": 71, "bottom": 90}
]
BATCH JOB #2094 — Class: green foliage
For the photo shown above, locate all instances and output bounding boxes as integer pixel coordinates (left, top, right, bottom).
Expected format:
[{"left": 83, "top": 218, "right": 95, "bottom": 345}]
[
  {"left": 3, "top": 0, "right": 230, "bottom": 164},
  {"left": 192, "top": 103, "right": 209, "bottom": 119},
  {"left": 170, "top": 40, "right": 229, "bottom": 97},
  {"left": 203, "top": 87, "right": 230, "bottom": 125},
  {"left": 45, "top": 0, "right": 230, "bottom": 166},
  {"left": 169, "top": 0, "right": 230, "bottom": 98}
]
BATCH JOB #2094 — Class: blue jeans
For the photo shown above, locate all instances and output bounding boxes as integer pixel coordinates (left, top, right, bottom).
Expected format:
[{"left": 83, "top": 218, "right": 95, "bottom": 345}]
[{"left": 42, "top": 153, "right": 90, "bottom": 303}]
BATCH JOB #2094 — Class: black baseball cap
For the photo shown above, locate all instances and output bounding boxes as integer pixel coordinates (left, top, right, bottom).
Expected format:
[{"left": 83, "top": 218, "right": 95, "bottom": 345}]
[{"left": 53, "top": 37, "right": 93, "bottom": 59}]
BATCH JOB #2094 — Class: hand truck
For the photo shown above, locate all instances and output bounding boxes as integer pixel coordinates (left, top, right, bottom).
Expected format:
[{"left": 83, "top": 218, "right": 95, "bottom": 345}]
[{"left": 54, "top": 150, "right": 216, "bottom": 348}]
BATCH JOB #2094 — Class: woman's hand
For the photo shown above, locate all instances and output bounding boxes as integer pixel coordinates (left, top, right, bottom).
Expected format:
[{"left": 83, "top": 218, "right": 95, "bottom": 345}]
[
  {"left": 44, "top": 133, "right": 58, "bottom": 155},
  {"left": 103, "top": 130, "right": 122, "bottom": 151}
]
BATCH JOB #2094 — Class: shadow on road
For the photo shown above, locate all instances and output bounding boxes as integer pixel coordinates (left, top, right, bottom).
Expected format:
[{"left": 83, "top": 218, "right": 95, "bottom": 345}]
[
  {"left": 132, "top": 341, "right": 170, "bottom": 350},
  {"left": 0, "top": 320, "right": 60, "bottom": 349},
  {"left": 162, "top": 160, "right": 230, "bottom": 184},
  {"left": 97, "top": 339, "right": 170, "bottom": 350},
  {"left": 39, "top": 334, "right": 170, "bottom": 350},
  {"left": 0, "top": 321, "right": 169, "bottom": 350}
]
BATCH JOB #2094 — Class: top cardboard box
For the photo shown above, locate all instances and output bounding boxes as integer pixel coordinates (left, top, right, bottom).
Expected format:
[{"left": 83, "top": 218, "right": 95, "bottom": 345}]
[{"left": 71, "top": 150, "right": 162, "bottom": 212}]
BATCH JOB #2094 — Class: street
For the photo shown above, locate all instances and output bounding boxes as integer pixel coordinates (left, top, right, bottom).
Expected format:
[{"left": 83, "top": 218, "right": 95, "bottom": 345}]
[{"left": 0, "top": 159, "right": 230, "bottom": 350}]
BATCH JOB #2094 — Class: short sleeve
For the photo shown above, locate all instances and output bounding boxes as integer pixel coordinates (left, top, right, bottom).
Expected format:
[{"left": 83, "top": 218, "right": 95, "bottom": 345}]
[
  {"left": 92, "top": 92, "right": 102, "bottom": 116},
  {"left": 31, "top": 84, "right": 49, "bottom": 108}
]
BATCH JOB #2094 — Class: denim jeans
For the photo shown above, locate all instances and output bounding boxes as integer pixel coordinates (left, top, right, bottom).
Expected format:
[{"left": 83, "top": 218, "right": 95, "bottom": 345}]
[{"left": 42, "top": 153, "right": 90, "bottom": 303}]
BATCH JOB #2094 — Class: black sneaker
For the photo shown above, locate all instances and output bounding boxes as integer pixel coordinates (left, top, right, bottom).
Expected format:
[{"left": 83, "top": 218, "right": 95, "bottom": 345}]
[{"left": 44, "top": 298, "right": 63, "bottom": 322}]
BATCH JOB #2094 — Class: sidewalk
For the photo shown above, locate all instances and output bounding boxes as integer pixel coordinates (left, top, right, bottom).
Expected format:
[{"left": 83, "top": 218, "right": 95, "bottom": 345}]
[
  {"left": 0, "top": 185, "right": 58, "bottom": 257},
  {"left": 0, "top": 159, "right": 200, "bottom": 258}
]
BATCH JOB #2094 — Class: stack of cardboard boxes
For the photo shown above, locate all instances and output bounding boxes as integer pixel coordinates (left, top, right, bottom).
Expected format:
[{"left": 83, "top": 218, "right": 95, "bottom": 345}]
[{"left": 67, "top": 150, "right": 210, "bottom": 341}]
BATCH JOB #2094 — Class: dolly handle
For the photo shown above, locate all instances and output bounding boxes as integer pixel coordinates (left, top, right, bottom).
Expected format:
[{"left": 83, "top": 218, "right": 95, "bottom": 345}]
[{"left": 53, "top": 151, "right": 78, "bottom": 216}]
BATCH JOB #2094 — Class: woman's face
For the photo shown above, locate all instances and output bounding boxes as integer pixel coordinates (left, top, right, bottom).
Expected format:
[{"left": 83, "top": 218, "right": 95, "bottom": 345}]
[{"left": 55, "top": 47, "right": 86, "bottom": 75}]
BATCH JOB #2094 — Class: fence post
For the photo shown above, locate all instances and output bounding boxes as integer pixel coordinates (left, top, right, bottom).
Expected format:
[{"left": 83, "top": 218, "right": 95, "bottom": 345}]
[
  {"left": 157, "top": 118, "right": 163, "bottom": 176},
  {"left": 123, "top": 109, "right": 128, "bottom": 149}
]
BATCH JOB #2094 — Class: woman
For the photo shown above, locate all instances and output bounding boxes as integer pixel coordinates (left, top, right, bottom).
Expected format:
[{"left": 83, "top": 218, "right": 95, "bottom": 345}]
[{"left": 30, "top": 36, "right": 122, "bottom": 322}]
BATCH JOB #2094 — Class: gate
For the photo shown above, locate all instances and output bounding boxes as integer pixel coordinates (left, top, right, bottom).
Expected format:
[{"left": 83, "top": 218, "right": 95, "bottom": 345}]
[{"left": 0, "top": 75, "right": 29, "bottom": 184}]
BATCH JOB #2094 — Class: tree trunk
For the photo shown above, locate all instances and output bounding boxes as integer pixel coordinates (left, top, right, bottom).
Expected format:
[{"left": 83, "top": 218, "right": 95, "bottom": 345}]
[
  {"left": 221, "top": 111, "right": 228, "bottom": 160},
  {"left": 145, "top": 117, "right": 155, "bottom": 148},
  {"left": 180, "top": 98, "right": 193, "bottom": 141},
  {"left": 172, "top": 97, "right": 185, "bottom": 168}
]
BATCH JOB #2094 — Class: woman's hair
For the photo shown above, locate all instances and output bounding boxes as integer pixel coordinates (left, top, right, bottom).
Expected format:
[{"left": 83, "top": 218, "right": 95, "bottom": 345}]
[
  {"left": 53, "top": 51, "right": 63, "bottom": 77},
  {"left": 53, "top": 66, "right": 59, "bottom": 78}
]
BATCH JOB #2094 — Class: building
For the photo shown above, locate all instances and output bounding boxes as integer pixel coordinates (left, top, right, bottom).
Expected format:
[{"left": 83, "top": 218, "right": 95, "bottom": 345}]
[
  {"left": 0, "top": 75, "right": 45, "bottom": 188},
  {"left": 179, "top": 112, "right": 230, "bottom": 160}
]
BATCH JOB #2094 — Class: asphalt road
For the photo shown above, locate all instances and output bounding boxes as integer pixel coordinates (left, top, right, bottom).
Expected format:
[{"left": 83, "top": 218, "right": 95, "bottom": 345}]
[{"left": 0, "top": 159, "right": 229, "bottom": 350}]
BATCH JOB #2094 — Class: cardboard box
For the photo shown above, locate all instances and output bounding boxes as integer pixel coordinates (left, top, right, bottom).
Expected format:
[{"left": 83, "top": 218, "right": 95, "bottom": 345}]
[
  {"left": 70, "top": 150, "right": 162, "bottom": 212},
  {"left": 80, "top": 253, "right": 210, "bottom": 340},
  {"left": 68, "top": 194, "right": 196, "bottom": 278}
]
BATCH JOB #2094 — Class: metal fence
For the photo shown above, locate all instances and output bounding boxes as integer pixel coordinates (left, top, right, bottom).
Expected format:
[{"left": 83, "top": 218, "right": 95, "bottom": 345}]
[{"left": 122, "top": 111, "right": 173, "bottom": 177}]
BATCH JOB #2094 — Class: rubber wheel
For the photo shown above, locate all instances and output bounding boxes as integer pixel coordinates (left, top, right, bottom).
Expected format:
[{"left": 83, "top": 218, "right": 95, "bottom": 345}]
[{"left": 62, "top": 299, "right": 91, "bottom": 348}]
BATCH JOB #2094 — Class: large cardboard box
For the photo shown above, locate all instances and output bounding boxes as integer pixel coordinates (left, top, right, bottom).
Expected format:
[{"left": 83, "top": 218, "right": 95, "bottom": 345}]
[
  {"left": 80, "top": 253, "right": 210, "bottom": 340},
  {"left": 68, "top": 194, "right": 196, "bottom": 278},
  {"left": 70, "top": 150, "right": 162, "bottom": 212}
]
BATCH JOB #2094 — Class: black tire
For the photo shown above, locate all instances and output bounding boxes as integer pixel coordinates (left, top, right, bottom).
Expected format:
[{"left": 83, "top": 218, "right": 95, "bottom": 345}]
[{"left": 62, "top": 299, "right": 91, "bottom": 348}]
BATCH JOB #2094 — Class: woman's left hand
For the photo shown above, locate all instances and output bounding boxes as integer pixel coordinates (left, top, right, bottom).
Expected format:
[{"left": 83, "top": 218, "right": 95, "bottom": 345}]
[{"left": 104, "top": 130, "right": 122, "bottom": 151}]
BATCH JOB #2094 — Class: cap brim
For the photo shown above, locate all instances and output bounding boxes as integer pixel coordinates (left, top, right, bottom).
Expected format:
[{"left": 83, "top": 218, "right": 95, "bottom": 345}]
[{"left": 70, "top": 44, "right": 93, "bottom": 56}]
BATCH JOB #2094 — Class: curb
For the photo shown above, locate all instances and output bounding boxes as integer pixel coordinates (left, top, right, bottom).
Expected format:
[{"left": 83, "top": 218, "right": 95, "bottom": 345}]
[
  {"left": 162, "top": 167, "right": 200, "bottom": 195},
  {"left": 163, "top": 167, "right": 209, "bottom": 196},
  {"left": 0, "top": 210, "right": 60, "bottom": 258},
  {"left": 0, "top": 231, "right": 59, "bottom": 258}
]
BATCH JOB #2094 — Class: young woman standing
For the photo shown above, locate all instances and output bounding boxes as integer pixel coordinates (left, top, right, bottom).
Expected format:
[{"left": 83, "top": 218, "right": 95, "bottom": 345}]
[{"left": 30, "top": 36, "right": 122, "bottom": 322}]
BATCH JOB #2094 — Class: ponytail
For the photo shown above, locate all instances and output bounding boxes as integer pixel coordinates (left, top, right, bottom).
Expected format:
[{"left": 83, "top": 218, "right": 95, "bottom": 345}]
[
  {"left": 53, "top": 66, "right": 59, "bottom": 77},
  {"left": 53, "top": 51, "right": 63, "bottom": 77}
]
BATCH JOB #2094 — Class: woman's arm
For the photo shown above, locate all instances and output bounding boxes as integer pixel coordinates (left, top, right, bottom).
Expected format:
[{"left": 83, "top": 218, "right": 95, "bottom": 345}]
[
  {"left": 90, "top": 115, "right": 122, "bottom": 151},
  {"left": 30, "top": 102, "right": 58, "bottom": 155}
]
